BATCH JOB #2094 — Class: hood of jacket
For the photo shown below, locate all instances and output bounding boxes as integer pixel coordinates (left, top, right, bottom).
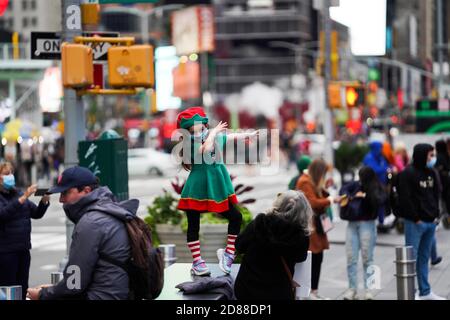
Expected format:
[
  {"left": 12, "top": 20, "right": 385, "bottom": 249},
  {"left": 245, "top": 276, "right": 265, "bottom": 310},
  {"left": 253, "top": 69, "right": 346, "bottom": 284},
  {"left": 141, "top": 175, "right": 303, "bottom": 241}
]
[
  {"left": 64, "top": 186, "right": 139, "bottom": 224},
  {"left": 412, "top": 143, "right": 434, "bottom": 170},
  {"left": 253, "top": 213, "right": 307, "bottom": 250},
  {"left": 369, "top": 141, "right": 383, "bottom": 158}
]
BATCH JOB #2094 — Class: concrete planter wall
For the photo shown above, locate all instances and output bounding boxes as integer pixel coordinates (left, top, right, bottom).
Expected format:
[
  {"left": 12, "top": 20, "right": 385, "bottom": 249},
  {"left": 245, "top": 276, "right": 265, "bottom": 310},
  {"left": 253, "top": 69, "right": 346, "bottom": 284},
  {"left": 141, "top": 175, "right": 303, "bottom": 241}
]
[{"left": 156, "top": 223, "right": 228, "bottom": 263}]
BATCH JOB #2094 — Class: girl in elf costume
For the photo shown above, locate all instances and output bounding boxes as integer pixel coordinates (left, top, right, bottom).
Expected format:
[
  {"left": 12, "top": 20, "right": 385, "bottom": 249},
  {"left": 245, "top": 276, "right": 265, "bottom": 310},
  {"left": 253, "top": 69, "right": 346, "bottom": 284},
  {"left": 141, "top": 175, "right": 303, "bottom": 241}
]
[{"left": 176, "top": 107, "right": 258, "bottom": 276}]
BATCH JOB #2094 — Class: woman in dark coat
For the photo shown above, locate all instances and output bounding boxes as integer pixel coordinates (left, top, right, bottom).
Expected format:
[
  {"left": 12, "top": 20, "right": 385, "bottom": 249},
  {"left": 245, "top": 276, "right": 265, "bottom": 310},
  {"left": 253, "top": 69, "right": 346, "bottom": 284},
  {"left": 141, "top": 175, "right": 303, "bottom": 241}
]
[
  {"left": 0, "top": 162, "right": 50, "bottom": 300},
  {"left": 435, "top": 140, "right": 450, "bottom": 213},
  {"left": 234, "top": 190, "right": 311, "bottom": 300}
]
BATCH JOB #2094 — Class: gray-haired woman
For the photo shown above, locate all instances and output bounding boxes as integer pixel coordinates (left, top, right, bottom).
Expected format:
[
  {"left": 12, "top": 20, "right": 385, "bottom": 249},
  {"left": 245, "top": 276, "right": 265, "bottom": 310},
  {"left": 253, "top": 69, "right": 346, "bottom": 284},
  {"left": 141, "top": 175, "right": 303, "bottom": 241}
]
[{"left": 234, "top": 190, "right": 312, "bottom": 300}]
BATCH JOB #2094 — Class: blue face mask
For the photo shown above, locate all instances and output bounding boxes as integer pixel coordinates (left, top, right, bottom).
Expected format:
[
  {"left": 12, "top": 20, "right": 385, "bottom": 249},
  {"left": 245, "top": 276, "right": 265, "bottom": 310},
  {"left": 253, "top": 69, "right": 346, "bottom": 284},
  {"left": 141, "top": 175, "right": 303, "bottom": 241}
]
[
  {"left": 2, "top": 174, "right": 15, "bottom": 190},
  {"left": 427, "top": 156, "right": 437, "bottom": 169},
  {"left": 192, "top": 129, "right": 209, "bottom": 142}
]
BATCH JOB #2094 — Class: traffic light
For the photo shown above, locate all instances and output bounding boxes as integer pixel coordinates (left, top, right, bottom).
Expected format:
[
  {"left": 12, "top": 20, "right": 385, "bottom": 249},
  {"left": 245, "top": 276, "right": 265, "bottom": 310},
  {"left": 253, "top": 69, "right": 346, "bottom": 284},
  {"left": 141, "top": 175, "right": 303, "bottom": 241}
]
[
  {"left": 330, "top": 31, "right": 339, "bottom": 80},
  {"left": 61, "top": 43, "right": 94, "bottom": 88},
  {"left": 317, "top": 31, "right": 339, "bottom": 79},
  {"left": 108, "top": 45, "right": 154, "bottom": 88},
  {"left": 346, "top": 86, "right": 365, "bottom": 108},
  {"left": 328, "top": 83, "right": 342, "bottom": 108},
  {"left": 81, "top": 3, "right": 100, "bottom": 25},
  {"left": 368, "top": 67, "right": 380, "bottom": 82}
]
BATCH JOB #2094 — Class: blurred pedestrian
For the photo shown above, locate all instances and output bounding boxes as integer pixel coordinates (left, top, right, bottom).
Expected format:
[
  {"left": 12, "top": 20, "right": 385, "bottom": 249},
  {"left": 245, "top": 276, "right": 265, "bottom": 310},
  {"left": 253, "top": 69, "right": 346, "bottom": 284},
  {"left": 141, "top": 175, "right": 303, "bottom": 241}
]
[
  {"left": 398, "top": 144, "right": 445, "bottom": 300},
  {"left": 435, "top": 140, "right": 450, "bottom": 216},
  {"left": 447, "top": 138, "right": 450, "bottom": 156},
  {"left": 296, "top": 159, "right": 342, "bottom": 300},
  {"left": 428, "top": 139, "right": 450, "bottom": 267},
  {"left": 363, "top": 141, "right": 390, "bottom": 185},
  {"left": 288, "top": 155, "right": 312, "bottom": 190},
  {"left": 382, "top": 142, "right": 396, "bottom": 169},
  {"left": 363, "top": 141, "right": 390, "bottom": 227},
  {"left": 0, "top": 162, "right": 50, "bottom": 300},
  {"left": 234, "top": 190, "right": 312, "bottom": 300},
  {"left": 393, "top": 142, "right": 409, "bottom": 172},
  {"left": 340, "top": 166, "right": 387, "bottom": 300},
  {"left": 430, "top": 236, "right": 442, "bottom": 266}
]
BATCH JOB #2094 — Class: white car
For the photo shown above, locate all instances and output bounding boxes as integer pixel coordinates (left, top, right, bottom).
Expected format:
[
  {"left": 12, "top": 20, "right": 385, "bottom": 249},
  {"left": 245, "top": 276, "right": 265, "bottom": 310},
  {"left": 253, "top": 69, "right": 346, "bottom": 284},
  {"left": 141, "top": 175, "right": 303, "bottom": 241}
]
[{"left": 127, "top": 148, "right": 177, "bottom": 177}]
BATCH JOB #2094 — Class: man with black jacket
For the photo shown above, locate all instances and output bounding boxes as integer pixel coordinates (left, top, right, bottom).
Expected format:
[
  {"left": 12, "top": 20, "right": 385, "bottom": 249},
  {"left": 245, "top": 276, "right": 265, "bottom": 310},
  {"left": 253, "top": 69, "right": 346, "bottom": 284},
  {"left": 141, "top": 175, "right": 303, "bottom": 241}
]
[{"left": 398, "top": 144, "right": 445, "bottom": 300}]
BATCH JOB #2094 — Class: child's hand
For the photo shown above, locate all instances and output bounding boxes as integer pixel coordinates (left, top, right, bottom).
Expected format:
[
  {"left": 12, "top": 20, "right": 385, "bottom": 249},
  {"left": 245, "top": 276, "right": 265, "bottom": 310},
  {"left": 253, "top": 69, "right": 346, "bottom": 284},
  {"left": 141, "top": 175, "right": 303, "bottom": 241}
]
[
  {"left": 212, "top": 121, "right": 228, "bottom": 135},
  {"left": 250, "top": 130, "right": 259, "bottom": 138}
]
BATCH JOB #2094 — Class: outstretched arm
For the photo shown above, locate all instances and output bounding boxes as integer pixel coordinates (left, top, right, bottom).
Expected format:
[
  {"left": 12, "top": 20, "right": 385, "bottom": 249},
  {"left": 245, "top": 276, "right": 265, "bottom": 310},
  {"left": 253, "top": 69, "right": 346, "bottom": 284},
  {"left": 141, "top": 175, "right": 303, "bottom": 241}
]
[
  {"left": 200, "top": 121, "right": 228, "bottom": 153},
  {"left": 227, "top": 130, "right": 259, "bottom": 141}
]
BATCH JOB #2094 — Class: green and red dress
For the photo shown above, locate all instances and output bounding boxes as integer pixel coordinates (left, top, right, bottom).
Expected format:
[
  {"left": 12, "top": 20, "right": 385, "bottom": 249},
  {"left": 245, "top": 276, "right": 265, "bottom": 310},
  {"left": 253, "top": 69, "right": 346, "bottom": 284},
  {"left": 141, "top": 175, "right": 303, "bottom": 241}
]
[{"left": 178, "top": 133, "right": 238, "bottom": 213}]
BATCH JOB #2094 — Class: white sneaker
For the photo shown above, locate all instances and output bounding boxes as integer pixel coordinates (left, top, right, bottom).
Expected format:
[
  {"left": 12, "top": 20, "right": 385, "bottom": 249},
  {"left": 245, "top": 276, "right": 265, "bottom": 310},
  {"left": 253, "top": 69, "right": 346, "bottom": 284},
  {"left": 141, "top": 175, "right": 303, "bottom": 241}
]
[
  {"left": 343, "top": 289, "right": 358, "bottom": 300},
  {"left": 364, "top": 291, "right": 375, "bottom": 300},
  {"left": 383, "top": 214, "right": 396, "bottom": 226},
  {"left": 416, "top": 292, "right": 446, "bottom": 300},
  {"left": 308, "top": 292, "right": 330, "bottom": 300}
]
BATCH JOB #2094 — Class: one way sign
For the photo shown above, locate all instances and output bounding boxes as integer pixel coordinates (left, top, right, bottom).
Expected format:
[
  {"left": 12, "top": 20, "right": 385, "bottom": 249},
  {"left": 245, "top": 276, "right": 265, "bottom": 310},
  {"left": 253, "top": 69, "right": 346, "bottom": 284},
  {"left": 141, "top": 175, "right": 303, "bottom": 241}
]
[{"left": 31, "top": 31, "right": 120, "bottom": 61}]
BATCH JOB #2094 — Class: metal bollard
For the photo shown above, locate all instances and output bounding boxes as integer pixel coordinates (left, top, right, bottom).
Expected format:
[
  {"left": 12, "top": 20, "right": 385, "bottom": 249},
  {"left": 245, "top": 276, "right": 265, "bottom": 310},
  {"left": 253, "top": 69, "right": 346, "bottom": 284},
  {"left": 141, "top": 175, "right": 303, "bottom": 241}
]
[
  {"left": 158, "top": 244, "right": 177, "bottom": 268},
  {"left": 51, "top": 272, "right": 64, "bottom": 285},
  {"left": 394, "top": 246, "right": 416, "bottom": 300},
  {"left": 0, "top": 286, "right": 22, "bottom": 300}
]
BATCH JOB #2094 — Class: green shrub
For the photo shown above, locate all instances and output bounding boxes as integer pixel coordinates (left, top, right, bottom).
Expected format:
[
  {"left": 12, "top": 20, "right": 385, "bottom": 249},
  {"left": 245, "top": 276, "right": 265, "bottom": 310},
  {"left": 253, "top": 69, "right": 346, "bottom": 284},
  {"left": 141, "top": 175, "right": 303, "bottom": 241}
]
[
  {"left": 145, "top": 192, "right": 184, "bottom": 247},
  {"left": 145, "top": 191, "right": 254, "bottom": 251},
  {"left": 334, "top": 142, "right": 369, "bottom": 175}
]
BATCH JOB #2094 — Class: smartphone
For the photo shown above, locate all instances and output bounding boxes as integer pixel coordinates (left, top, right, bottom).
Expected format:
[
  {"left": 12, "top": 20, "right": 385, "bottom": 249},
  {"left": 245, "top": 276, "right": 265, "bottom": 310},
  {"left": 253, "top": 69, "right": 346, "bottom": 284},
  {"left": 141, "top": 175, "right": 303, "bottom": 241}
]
[{"left": 35, "top": 188, "right": 49, "bottom": 196}]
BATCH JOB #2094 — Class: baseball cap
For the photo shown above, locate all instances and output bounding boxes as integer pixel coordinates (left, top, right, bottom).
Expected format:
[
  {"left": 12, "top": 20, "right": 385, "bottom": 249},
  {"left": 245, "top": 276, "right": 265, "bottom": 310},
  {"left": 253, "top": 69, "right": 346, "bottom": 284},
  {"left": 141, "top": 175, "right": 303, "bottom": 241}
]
[{"left": 48, "top": 166, "right": 98, "bottom": 194}]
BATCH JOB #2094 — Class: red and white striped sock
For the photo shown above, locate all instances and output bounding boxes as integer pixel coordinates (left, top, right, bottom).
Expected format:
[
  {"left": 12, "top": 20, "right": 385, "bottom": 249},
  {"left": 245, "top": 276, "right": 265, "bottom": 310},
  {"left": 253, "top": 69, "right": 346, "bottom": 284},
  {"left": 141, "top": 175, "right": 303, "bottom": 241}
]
[
  {"left": 225, "top": 235, "right": 237, "bottom": 255},
  {"left": 188, "top": 240, "right": 202, "bottom": 262}
]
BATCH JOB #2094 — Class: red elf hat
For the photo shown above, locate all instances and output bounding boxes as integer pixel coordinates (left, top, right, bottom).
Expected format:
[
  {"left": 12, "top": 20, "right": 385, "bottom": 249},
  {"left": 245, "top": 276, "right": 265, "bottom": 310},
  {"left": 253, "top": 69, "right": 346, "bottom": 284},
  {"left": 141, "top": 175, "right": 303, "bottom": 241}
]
[{"left": 176, "top": 107, "right": 209, "bottom": 129}]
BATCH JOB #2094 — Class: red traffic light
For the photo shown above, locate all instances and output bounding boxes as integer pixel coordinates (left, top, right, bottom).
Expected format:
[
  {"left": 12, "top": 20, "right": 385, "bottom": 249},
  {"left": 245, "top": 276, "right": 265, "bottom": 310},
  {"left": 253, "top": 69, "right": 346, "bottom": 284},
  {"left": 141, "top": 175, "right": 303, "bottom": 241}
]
[{"left": 0, "top": 0, "right": 8, "bottom": 16}]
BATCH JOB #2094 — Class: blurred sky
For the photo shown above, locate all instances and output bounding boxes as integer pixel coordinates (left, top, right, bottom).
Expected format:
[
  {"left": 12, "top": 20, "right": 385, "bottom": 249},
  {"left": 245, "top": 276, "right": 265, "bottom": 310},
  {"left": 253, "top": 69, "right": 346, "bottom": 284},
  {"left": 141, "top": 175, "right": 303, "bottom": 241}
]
[{"left": 330, "top": 0, "right": 387, "bottom": 56}]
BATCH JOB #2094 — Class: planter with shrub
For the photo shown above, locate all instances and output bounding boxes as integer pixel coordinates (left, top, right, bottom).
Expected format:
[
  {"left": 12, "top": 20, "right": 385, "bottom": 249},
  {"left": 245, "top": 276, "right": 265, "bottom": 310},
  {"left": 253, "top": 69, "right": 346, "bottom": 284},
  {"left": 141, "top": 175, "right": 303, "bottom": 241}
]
[{"left": 145, "top": 176, "right": 254, "bottom": 263}]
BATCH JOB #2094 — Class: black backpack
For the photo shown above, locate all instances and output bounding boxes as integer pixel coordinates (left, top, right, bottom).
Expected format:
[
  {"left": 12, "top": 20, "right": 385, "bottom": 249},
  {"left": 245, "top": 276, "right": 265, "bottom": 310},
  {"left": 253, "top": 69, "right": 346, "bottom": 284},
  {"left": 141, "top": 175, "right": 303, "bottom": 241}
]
[
  {"left": 339, "top": 182, "right": 363, "bottom": 221},
  {"left": 99, "top": 216, "right": 165, "bottom": 300}
]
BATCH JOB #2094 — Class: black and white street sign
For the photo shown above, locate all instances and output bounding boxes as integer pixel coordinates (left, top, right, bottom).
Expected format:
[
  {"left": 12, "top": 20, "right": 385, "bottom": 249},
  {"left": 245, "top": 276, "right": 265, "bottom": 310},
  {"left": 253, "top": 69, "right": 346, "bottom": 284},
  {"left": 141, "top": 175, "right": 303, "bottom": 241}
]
[
  {"left": 31, "top": 31, "right": 120, "bottom": 60},
  {"left": 31, "top": 32, "right": 61, "bottom": 60}
]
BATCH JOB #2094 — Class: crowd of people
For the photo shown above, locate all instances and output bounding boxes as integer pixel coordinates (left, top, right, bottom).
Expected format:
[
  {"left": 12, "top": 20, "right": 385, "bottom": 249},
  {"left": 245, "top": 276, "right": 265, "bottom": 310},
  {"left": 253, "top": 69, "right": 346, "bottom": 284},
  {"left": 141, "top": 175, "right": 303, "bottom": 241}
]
[
  {"left": 281, "top": 137, "right": 450, "bottom": 300},
  {"left": 0, "top": 105, "right": 448, "bottom": 300}
]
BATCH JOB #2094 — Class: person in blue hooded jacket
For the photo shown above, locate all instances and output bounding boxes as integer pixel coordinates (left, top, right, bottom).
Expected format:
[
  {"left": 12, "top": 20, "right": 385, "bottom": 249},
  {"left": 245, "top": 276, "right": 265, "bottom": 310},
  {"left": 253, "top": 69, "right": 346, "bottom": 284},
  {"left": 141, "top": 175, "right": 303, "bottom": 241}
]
[
  {"left": 0, "top": 161, "right": 50, "bottom": 300},
  {"left": 363, "top": 141, "right": 390, "bottom": 225}
]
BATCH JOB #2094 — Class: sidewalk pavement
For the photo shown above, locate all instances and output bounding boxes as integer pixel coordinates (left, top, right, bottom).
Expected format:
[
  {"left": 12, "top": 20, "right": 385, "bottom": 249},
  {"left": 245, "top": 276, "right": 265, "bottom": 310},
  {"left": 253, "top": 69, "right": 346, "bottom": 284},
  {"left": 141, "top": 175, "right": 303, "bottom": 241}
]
[{"left": 319, "top": 219, "right": 450, "bottom": 300}]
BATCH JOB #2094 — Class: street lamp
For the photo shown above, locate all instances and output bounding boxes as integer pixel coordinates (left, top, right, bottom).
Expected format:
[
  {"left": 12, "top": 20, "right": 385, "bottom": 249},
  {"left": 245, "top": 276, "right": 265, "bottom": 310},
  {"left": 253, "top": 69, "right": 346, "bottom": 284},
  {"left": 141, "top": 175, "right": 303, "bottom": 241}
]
[
  {"left": 268, "top": 41, "right": 320, "bottom": 74},
  {"left": 268, "top": 41, "right": 321, "bottom": 137}
]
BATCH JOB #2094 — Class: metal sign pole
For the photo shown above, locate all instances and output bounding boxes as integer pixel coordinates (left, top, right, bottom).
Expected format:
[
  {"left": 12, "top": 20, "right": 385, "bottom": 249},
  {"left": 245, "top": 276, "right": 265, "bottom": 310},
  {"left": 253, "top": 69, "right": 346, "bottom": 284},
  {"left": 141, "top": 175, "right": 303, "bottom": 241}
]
[
  {"left": 322, "top": 0, "right": 335, "bottom": 165},
  {"left": 60, "top": 0, "right": 86, "bottom": 268}
]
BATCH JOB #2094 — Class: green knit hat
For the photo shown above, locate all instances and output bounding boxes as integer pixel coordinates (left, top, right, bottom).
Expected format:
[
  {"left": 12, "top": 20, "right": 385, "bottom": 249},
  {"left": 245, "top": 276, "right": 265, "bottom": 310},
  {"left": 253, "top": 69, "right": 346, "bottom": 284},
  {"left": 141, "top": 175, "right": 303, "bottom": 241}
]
[{"left": 297, "top": 155, "right": 312, "bottom": 173}]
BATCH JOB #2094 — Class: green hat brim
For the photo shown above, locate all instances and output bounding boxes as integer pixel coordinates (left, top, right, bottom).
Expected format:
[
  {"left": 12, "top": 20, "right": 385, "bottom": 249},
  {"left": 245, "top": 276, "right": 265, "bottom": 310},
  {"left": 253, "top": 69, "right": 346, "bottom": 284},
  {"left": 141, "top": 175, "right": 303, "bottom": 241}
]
[{"left": 180, "top": 114, "right": 209, "bottom": 129}]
